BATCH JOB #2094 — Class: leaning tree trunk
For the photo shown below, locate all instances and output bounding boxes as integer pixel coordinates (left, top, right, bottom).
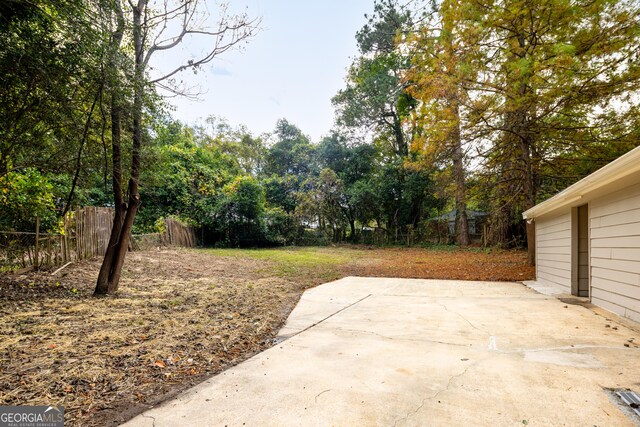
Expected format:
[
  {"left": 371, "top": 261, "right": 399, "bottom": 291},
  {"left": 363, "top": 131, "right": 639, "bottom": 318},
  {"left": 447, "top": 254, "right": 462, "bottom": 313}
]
[
  {"left": 105, "top": 180, "right": 140, "bottom": 292},
  {"left": 95, "top": 0, "right": 126, "bottom": 296},
  {"left": 95, "top": 1, "right": 144, "bottom": 295},
  {"left": 93, "top": 0, "right": 257, "bottom": 293},
  {"left": 94, "top": 91, "right": 125, "bottom": 295}
]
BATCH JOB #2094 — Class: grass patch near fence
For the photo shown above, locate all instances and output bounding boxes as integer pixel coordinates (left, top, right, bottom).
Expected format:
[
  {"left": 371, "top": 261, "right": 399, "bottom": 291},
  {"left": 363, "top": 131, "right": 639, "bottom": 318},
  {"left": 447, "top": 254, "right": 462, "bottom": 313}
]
[
  {"left": 202, "top": 245, "right": 535, "bottom": 283},
  {"left": 202, "top": 247, "right": 359, "bottom": 282}
]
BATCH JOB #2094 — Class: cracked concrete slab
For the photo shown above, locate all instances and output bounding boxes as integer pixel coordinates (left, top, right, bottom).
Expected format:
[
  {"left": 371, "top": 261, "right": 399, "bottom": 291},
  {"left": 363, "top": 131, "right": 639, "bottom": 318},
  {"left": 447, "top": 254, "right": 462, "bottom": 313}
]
[{"left": 121, "top": 277, "right": 640, "bottom": 426}]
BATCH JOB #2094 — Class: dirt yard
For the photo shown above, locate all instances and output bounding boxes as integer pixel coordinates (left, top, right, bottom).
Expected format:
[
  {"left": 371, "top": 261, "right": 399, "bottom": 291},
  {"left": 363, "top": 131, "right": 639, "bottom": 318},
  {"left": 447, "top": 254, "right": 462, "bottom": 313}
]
[{"left": 0, "top": 246, "right": 534, "bottom": 426}]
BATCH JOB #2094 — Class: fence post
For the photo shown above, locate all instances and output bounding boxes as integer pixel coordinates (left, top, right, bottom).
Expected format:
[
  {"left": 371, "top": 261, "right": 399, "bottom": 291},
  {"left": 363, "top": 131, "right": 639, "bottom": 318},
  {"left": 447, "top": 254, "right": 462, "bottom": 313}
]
[
  {"left": 34, "top": 216, "right": 40, "bottom": 270},
  {"left": 46, "top": 235, "right": 50, "bottom": 265},
  {"left": 63, "top": 214, "right": 69, "bottom": 263}
]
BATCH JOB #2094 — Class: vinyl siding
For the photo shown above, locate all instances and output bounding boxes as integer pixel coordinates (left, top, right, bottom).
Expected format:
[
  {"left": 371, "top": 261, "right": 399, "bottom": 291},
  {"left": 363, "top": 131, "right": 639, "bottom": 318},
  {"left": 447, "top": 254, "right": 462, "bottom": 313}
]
[
  {"left": 590, "top": 182, "right": 640, "bottom": 323},
  {"left": 536, "top": 210, "right": 572, "bottom": 293}
]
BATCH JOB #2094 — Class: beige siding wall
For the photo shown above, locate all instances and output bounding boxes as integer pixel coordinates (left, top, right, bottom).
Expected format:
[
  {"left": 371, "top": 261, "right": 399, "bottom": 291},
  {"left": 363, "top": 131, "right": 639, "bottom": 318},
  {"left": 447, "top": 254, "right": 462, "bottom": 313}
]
[
  {"left": 536, "top": 210, "right": 572, "bottom": 293},
  {"left": 590, "top": 182, "right": 640, "bottom": 323}
]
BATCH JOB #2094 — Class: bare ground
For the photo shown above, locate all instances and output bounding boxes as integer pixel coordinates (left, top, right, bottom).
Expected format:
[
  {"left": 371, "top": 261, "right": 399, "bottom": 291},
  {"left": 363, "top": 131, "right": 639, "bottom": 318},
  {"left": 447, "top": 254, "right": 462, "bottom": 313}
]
[
  {"left": 0, "top": 246, "right": 533, "bottom": 426},
  {"left": 343, "top": 246, "right": 535, "bottom": 281}
]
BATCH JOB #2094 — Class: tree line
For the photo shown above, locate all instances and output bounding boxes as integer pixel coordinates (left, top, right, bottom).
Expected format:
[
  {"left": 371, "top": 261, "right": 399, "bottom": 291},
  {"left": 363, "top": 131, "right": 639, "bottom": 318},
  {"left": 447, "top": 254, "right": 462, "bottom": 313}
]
[
  {"left": 132, "top": 117, "right": 439, "bottom": 248},
  {"left": 1, "top": 0, "right": 640, "bottom": 293},
  {"left": 335, "top": 0, "right": 640, "bottom": 261}
]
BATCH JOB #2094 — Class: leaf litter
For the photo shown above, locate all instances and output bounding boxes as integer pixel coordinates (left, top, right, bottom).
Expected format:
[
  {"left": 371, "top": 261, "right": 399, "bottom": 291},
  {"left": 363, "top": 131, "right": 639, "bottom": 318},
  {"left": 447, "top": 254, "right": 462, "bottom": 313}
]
[{"left": 0, "top": 246, "right": 533, "bottom": 426}]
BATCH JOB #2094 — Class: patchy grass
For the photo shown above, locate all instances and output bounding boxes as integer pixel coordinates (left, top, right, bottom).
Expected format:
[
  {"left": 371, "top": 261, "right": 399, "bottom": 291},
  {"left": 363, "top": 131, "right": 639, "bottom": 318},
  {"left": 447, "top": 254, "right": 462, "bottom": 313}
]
[
  {"left": 0, "top": 245, "right": 533, "bottom": 426},
  {"left": 204, "top": 246, "right": 352, "bottom": 264},
  {"left": 203, "top": 247, "right": 355, "bottom": 281}
]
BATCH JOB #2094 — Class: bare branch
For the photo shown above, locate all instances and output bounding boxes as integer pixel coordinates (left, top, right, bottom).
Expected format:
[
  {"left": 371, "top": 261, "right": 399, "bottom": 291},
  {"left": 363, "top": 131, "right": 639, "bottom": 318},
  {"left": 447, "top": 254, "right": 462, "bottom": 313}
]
[{"left": 139, "top": 0, "right": 260, "bottom": 95}]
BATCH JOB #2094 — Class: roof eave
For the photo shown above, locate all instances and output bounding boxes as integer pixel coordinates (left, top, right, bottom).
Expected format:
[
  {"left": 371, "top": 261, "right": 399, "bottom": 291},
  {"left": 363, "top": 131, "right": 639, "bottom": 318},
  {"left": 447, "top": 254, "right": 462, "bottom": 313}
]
[{"left": 522, "top": 145, "right": 640, "bottom": 220}]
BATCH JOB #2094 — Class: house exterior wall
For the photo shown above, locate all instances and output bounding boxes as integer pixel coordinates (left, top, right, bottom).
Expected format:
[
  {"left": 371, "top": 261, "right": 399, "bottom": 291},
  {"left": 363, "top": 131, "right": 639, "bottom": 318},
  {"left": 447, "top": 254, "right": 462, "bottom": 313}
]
[
  {"left": 535, "top": 209, "right": 572, "bottom": 293},
  {"left": 525, "top": 146, "right": 640, "bottom": 324},
  {"left": 589, "top": 182, "right": 640, "bottom": 322}
]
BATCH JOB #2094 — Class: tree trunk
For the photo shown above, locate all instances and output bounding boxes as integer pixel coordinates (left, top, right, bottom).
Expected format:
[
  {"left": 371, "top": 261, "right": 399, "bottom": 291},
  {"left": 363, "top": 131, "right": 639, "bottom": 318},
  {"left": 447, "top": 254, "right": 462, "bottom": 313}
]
[
  {"left": 62, "top": 89, "right": 102, "bottom": 217},
  {"left": 95, "top": 0, "right": 144, "bottom": 295},
  {"left": 94, "top": 94, "right": 124, "bottom": 295},
  {"left": 452, "top": 140, "right": 469, "bottom": 246},
  {"left": 491, "top": 155, "right": 515, "bottom": 247},
  {"left": 449, "top": 97, "right": 469, "bottom": 246},
  {"left": 520, "top": 134, "right": 536, "bottom": 263},
  {"left": 95, "top": 0, "right": 126, "bottom": 296},
  {"left": 392, "top": 113, "right": 407, "bottom": 157},
  {"left": 440, "top": 15, "right": 470, "bottom": 247},
  {"left": 526, "top": 219, "right": 535, "bottom": 266},
  {"left": 105, "top": 184, "right": 140, "bottom": 292},
  {"left": 349, "top": 218, "right": 356, "bottom": 242},
  {"left": 94, "top": 204, "right": 124, "bottom": 294}
]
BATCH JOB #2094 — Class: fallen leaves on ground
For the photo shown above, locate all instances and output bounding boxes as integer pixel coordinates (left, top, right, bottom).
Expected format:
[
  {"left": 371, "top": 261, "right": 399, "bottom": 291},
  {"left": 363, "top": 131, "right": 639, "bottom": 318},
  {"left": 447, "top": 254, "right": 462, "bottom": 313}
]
[
  {"left": 0, "top": 250, "right": 300, "bottom": 426},
  {"left": 345, "top": 247, "right": 535, "bottom": 281},
  {"left": 0, "top": 246, "right": 533, "bottom": 426}
]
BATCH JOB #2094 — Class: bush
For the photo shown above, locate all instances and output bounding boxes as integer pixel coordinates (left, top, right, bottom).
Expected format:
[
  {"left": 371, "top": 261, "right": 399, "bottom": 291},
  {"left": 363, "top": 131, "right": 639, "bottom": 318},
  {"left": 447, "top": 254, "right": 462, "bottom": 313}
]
[
  {"left": 264, "top": 207, "right": 306, "bottom": 246},
  {"left": 0, "top": 168, "right": 57, "bottom": 231}
]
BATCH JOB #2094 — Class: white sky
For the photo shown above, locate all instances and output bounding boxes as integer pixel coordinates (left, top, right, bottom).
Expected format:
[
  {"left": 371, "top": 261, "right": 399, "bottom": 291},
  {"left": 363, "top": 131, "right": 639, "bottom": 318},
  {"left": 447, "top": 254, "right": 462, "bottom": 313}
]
[{"left": 151, "top": 0, "right": 373, "bottom": 142}]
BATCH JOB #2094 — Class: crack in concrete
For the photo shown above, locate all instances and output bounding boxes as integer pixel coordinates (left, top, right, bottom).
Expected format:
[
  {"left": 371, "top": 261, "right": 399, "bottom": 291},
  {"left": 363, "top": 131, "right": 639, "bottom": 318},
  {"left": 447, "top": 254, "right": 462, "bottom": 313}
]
[
  {"left": 314, "top": 388, "right": 332, "bottom": 403},
  {"left": 381, "top": 294, "right": 462, "bottom": 298},
  {"left": 392, "top": 362, "right": 478, "bottom": 427},
  {"left": 496, "top": 344, "right": 640, "bottom": 354},
  {"left": 393, "top": 397, "right": 427, "bottom": 427},
  {"left": 275, "top": 294, "right": 372, "bottom": 344},
  {"left": 430, "top": 363, "right": 474, "bottom": 401},
  {"left": 329, "top": 327, "right": 470, "bottom": 347},
  {"left": 438, "top": 303, "right": 491, "bottom": 336},
  {"left": 482, "top": 337, "right": 639, "bottom": 356},
  {"left": 141, "top": 413, "right": 157, "bottom": 427}
]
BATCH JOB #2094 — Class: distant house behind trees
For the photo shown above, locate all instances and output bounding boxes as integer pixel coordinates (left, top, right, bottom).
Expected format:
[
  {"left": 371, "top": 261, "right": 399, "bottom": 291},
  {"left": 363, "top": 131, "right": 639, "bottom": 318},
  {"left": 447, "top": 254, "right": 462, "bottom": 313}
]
[{"left": 431, "top": 210, "right": 489, "bottom": 241}]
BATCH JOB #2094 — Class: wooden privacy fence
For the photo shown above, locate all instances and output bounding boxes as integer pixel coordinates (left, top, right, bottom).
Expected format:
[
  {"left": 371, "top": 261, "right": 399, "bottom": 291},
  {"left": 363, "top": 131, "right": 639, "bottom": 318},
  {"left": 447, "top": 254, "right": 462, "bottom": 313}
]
[
  {"left": 130, "top": 219, "right": 196, "bottom": 251},
  {"left": 0, "top": 208, "right": 198, "bottom": 270},
  {"left": 74, "top": 209, "right": 196, "bottom": 255},
  {"left": 74, "top": 206, "right": 114, "bottom": 260},
  {"left": 163, "top": 217, "right": 196, "bottom": 247}
]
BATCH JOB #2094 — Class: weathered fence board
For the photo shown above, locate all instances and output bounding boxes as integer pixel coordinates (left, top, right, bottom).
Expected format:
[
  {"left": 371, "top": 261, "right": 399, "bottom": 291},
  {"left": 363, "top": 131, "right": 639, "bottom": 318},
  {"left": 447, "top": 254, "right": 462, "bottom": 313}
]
[
  {"left": 163, "top": 218, "right": 196, "bottom": 247},
  {"left": 74, "top": 206, "right": 115, "bottom": 260},
  {"left": 1, "top": 209, "right": 198, "bottom": 271}
]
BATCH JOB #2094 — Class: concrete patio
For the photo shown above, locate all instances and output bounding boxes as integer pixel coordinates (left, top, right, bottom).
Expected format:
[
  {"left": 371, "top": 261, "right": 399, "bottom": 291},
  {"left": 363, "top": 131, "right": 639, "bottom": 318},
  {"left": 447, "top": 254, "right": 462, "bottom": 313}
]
[{"left": 122, "top": 277, "right": 640, "bottom": 426}]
